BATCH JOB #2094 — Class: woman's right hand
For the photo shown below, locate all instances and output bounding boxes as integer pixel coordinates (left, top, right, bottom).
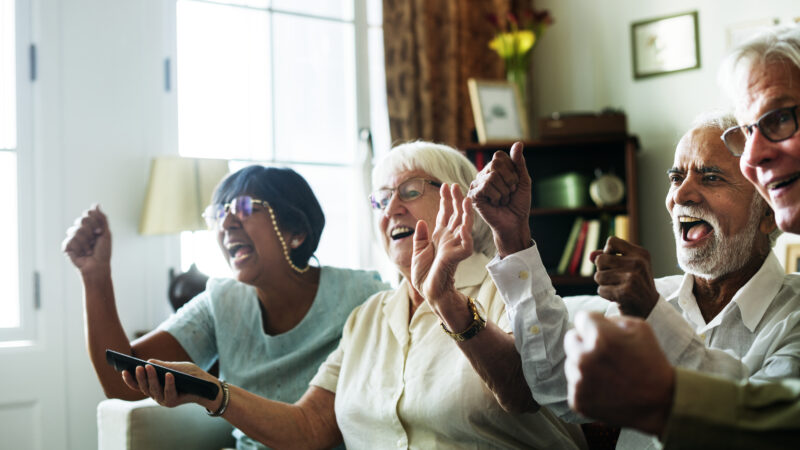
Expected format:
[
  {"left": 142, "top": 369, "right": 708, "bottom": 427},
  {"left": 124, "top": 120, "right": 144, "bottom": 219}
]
[
  {"left": 61, "top": 204, "right": 112, "bottom": 275},
  {"left": 121, "top": 360, "right": 222, "bottom": 411}
]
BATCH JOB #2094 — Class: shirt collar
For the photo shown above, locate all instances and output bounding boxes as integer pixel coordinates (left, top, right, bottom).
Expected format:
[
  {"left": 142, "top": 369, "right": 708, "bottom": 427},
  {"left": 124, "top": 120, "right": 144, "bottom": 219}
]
[
  {"left": 731, "top": 251, "right": 783, "bottom": 331},
  {"left": 382, "top": 252, "right": 492, "bottom": 343},
  {"left": 453, "top": 252, "right": 492, "bottom": 289},
  {"left": 673, "top": 251, "right": 783, "bottom": 332}
]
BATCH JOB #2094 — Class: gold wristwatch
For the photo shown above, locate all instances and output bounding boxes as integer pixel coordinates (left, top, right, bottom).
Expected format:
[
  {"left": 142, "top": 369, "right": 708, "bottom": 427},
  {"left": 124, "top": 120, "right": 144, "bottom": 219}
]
[{"left": 441, "top": 296, "right": 486, "bottom": 342}]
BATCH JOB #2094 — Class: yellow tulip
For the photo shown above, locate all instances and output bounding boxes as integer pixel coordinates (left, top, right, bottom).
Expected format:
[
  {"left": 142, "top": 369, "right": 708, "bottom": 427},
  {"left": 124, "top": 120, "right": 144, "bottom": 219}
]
[{"left": 488, "top": 30, "right": 536, "bottom": 59}]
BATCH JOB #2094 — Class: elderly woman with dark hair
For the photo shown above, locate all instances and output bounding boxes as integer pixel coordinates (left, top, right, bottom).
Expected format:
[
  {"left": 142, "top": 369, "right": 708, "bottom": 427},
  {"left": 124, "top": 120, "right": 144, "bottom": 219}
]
[
  {"left": 115, "top": 143, "right": 587, "bottom": 449},
  {"left": 62, "top": 165, "right": 388, "bottom": 449}
]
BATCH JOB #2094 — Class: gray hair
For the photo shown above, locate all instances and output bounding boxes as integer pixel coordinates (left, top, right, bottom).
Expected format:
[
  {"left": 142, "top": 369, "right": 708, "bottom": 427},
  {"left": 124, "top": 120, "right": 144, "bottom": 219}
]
[
  {"left": 689, "top": 110, "right": 738, "bottom": 132},
  {"left": 372, "top": 141, "right": 495, "bottom": 257},
  {"left": 719, "top": 26, "right": 800, "bottom": 101}
]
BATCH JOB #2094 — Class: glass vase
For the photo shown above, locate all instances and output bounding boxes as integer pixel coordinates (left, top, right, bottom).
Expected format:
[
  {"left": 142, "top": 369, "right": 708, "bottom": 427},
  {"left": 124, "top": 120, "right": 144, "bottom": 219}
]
[{"left": 506, "top": 64, "right": 528, "bottom": 101}]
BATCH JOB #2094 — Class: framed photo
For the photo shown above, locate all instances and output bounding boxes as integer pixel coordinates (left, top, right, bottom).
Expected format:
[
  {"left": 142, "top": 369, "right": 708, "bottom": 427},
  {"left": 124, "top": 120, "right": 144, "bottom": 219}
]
[
  {"left": 631, "top": 11, "right": 700, "bottom": 79},
  {"left": 786, "top": 244, "right": 800, "bottom": 274},
  {"left": 467, "top": 78, "right": 529, "bottom": 144}
]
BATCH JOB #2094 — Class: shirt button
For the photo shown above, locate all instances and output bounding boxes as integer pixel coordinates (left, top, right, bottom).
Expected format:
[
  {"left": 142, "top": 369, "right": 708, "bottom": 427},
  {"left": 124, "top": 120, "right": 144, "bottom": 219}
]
[
  {"left": 529, "top": 325, "right": 540, "bottom": 335},
  {"left": 519, "top": 270, "right": 529, "bottom": 280}
]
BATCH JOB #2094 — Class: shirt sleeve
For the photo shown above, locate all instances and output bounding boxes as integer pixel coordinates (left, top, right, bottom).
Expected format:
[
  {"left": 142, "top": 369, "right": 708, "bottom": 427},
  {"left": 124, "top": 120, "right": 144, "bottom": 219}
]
[
  {"left": 310, "top": 304, "right": 360, "bottom": 394},
  {"left": 663, "top": 368, "right": 800, "bottom": 449},
  {"left": 645, "top": 298, "right": 799, "bottom": 381},
  {"left": 309, "top": 341, "right": 343, "bottom": 394},
  {"left": 486, "top": 244, "right": 583, "bottom": 423},
  {"left": 157, "top": 289, "right": 219, "bottom": 370}
]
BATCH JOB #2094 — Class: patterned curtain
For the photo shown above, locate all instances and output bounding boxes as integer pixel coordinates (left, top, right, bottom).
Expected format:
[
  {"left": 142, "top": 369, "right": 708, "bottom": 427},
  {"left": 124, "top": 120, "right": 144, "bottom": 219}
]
[{"left": 383, "top": 0, "right": 521, "bottom": 148}]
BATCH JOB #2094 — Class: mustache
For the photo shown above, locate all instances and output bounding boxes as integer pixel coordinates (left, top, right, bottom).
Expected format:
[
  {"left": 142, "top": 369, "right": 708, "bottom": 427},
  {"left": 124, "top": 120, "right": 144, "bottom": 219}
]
[{"left": 671, "top": 205, "right": 720, "bottom": 231}]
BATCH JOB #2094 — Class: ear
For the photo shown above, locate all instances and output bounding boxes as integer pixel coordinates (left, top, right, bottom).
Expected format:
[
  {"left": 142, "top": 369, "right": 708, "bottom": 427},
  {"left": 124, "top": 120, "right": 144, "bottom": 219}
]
[
  {"left": 759, "top": 208, "right": 778, "bottom": 236},
  {"left": 287, "top": 232, "right": 307, "bottom": 249}
]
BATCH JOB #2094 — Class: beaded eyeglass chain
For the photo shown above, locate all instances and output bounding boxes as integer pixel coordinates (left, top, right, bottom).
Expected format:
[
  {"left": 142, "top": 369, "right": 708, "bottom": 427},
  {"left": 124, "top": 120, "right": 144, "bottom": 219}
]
[{"left": 262, "top": 201, "right": 310, "bottom": 274}]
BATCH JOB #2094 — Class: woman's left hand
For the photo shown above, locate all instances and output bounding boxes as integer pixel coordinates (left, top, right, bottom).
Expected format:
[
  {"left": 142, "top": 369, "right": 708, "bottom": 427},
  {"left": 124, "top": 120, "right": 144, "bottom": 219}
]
[{"left": 411, "top": 183, "right": 474, "bottom": 302}]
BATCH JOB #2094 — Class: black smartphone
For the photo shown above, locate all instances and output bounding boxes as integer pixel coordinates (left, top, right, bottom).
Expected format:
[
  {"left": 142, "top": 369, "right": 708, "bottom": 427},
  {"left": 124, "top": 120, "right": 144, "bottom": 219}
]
[{"left": 105, "top": 349, "right": 219, "bottom": 400}]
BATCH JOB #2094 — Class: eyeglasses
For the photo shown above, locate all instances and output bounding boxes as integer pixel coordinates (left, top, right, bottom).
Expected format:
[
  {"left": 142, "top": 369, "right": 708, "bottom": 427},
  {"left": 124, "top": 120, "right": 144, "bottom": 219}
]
[
  {"left": 369, "top": 178, "right": 441, "bottom": 210},
  {"left": 721, "top": 105, "right": 799, "bottom": 156},
  {"left": 202, "top": 195, "right": 269, "bottom": 230}
]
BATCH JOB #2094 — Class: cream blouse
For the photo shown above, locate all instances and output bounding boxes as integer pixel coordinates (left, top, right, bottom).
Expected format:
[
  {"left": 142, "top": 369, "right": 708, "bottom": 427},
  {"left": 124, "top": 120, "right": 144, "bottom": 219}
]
[{"left": 310, "top": 253, "right": 586, "bottom": 449}]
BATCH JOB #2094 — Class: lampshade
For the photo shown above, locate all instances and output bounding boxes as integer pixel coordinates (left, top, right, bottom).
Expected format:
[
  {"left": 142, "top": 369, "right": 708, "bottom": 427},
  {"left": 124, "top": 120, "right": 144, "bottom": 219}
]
[{"left": 139, "top": 156, "right": 230, "bottom": 235}]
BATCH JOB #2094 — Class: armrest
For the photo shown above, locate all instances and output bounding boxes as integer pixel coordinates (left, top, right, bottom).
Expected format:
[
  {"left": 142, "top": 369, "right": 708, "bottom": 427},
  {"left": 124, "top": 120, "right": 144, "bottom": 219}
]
[{"left": 97, "top": 398, "right": 236, "bottom": 450}]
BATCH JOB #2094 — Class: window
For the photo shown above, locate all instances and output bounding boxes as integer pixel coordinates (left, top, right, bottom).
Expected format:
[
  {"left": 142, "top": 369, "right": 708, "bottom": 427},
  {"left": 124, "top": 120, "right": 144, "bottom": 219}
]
[
  {"left": 0, "top": 0, "right": 33, "bottom": 341},
  {"left": 175, "top": 0, "right": 389, "bottom": 277}
]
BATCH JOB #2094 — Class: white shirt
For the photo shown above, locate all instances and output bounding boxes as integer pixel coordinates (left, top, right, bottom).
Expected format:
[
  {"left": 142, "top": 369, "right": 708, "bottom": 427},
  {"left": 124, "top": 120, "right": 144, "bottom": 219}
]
[
  {"left": 487, "top": 245, "right": 800, "bottom": 449},
  {"left": 310, "top": 252, "right": 587, "bottom": 450}
]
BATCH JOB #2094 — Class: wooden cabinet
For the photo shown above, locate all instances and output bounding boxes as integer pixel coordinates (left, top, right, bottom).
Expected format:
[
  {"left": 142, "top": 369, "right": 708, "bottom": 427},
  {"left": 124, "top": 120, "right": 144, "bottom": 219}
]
[{"left": 463, "top": 136, "right": 639, "bottom": 296}]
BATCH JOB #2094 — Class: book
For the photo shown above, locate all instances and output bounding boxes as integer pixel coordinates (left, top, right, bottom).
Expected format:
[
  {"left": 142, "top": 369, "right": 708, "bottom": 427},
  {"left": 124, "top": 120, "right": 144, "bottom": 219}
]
[
  {"left": 580, "top": 219, "right": 601, "bottom": 276},
  {"left": 597, "top": 214, "right": 611, "bottom": 252},
  {"left": 607, "top": 215, "right": 616, "bottom": 241},
  {"left": 614, "top": 215, "right": 630, "bottom": 241},
  {"left": 557, "top": 217, "right": 585, "bottom": 274},
  {"left": 568, "top": 220, "right": 590, "bottom": 275}
]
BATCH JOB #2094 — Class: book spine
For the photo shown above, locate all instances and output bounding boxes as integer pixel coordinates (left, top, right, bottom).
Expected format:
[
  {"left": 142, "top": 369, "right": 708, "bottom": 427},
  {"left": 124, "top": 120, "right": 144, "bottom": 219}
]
[
  {"left": 557, "top": 217, "right": 584, "bottom": 274},
  {"left": 580, "top": 219, "right": 601, "bottom": 276},
  {"left": 568, "top": 221, "right": 589, "bottom": 275},
  {"left": 614, "top": 215, "right": 630, "bottom": 242}
]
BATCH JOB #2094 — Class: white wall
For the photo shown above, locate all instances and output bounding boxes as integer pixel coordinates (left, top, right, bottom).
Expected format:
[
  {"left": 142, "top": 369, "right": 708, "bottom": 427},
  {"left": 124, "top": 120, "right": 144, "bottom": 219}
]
[
  {"left": 532, "top": 0, "right": 800, "bottom": 276},
  {"left": 34, "top": 0, "right": 179, "bottom": 448}
]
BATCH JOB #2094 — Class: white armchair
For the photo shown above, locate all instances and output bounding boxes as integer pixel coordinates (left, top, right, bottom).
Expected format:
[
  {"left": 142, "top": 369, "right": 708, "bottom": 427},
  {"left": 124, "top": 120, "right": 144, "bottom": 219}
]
[{"left": 97, "top": 398, "right": 236, "bottom": 450}]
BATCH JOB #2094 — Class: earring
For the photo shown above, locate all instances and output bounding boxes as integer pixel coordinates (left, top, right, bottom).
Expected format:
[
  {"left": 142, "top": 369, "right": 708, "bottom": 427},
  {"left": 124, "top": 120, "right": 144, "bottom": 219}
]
[{"left": 291, "top": 239, "right": 301, "bottom": 248}]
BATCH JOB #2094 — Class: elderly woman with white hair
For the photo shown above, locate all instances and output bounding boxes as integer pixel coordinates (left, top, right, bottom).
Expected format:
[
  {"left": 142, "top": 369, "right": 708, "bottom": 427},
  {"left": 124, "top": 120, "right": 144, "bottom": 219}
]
[{"left": 118, "top": 141, "right": 587, "bottom": 449}]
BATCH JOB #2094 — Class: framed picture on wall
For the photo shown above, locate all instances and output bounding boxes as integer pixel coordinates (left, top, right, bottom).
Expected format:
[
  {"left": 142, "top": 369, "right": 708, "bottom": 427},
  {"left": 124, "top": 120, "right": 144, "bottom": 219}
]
[
  {"left": 786, "top": 244, "right": 800, "bottom": 274},
  {"left": 631, "top": 11, "right": 700, "bottom": 79},
  {"left": 467, "top": 78, "right": 529, "bottom": 144}
]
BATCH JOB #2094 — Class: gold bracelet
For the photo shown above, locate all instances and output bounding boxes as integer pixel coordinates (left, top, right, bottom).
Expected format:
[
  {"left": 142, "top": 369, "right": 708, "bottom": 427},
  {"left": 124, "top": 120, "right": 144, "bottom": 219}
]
[
  {"left": 440, "top": 296, "right": 487, "bottom": 342},
  {"left": 206, "top": 380, "right": 230, "bottom": 417}
]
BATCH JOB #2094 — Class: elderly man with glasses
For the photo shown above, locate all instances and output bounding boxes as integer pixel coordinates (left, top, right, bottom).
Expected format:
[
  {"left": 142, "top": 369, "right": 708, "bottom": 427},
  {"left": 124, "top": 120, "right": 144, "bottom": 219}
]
[
  {"left": 563, "top": 26, "right": 800, "bottom": 449},
  {"left": 469, "top": 108, "right": 798, "bottom": 449}
]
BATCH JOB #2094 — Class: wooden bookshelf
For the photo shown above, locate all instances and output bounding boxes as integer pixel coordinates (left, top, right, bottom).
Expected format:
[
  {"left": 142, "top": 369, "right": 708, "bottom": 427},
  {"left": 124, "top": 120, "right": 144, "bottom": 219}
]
[{"left": 463, "top": 135, "right": 639, "bottom": 296}]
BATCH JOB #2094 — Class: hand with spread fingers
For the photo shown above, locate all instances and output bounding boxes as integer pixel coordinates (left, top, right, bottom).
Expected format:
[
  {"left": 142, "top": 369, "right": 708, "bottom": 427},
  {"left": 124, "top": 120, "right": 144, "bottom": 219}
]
[
  {"left": 468, "top": 142, "right": 532, "bottom": 258},
  {"left": 564, "top": 311, "right": 675, "bottom": 436},
  {"left": 61, "top": 204, "right": 112, "bottom": 275},
  {"left": 589, "top": 236, "right": 659, "bottom": 318},
  {"left": 411, "top": 183, "right": 474, "bottom": 308}
]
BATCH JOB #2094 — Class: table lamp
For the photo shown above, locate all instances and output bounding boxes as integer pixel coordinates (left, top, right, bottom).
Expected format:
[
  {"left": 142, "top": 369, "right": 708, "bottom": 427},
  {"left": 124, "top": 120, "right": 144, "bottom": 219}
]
[{"left": 139, "top": 156, "right": 229, "bottom": 310}]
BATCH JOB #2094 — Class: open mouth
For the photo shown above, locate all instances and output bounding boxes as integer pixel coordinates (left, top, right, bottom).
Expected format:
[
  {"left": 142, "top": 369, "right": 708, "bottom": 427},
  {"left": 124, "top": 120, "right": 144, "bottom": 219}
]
[
  {"left": 679, "top": 216, "right": 713, "bottom": 242},
  {"left": 390, "top": 226, "right": 414, "bottom": 240},
  {"left": 767, "top": 173, "right": 800, "bottom": 191},
  {"left": 227, "top": 243, "right": 254, "bottom": 259}
]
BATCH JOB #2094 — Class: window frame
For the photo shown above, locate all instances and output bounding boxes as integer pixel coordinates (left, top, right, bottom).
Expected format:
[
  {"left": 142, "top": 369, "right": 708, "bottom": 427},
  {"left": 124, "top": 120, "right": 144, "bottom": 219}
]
[
  {"left": 0, "top": 0, "right": 36, "bottom": 343},
  {"left": 171, "top": 0, "right": 387, "bottom": 274}
]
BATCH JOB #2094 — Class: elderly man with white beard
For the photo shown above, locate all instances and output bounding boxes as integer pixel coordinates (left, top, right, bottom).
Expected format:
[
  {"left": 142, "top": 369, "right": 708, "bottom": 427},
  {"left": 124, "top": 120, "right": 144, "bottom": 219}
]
[{"left": 468, "top": 111, "right": 800, "bottom": 449}]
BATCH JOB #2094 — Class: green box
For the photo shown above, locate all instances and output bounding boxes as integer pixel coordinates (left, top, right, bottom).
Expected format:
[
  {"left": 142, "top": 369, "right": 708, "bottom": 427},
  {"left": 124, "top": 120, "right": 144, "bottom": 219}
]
[{"left": 535, "top": 172, "right": 590, "bottom": 208}]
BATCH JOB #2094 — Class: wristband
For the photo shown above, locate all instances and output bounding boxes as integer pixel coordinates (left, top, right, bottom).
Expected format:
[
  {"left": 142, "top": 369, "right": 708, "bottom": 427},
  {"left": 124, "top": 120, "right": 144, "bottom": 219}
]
[{"left": 206, "top": 380, "right": 230, "bottom": 417}]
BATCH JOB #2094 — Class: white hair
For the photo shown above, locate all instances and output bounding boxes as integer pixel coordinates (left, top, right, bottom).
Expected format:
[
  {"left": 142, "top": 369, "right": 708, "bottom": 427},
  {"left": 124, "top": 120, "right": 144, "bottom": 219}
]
[
  {"left": 372, "top": 141, "right": 495, "bottom": 257},
  {"left": 719, "top": 25, "right": 800, "bottom": 103},
  {"left": 689, "top": 110, "right": 739, "bottom": 132}
]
